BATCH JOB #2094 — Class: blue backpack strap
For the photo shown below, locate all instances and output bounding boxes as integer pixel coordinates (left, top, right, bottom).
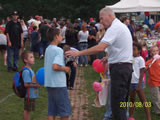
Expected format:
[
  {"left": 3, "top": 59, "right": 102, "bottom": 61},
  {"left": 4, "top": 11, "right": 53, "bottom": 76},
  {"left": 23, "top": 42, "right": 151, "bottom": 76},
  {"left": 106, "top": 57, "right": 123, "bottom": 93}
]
[
  {"left": 22, "top": 67, "right": 33, "bottom": 101},
  {"left": 22, "top": 67, "right": 32, "bottom": 78}
]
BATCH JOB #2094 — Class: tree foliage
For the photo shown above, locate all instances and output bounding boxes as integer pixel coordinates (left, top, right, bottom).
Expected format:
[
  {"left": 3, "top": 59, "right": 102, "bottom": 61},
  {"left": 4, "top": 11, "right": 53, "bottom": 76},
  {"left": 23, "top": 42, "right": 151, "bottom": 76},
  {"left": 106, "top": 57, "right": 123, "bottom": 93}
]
[{"left": 0, "top": 0, "right": 119, "bottom": 20}]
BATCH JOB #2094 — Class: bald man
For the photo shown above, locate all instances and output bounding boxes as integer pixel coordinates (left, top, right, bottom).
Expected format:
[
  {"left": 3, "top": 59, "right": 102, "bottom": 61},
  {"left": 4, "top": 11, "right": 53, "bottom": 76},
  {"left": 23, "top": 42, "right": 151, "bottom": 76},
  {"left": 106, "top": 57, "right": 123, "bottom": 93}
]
[{"left": 66, "top": 7, "right": 133, "bottom": 120}]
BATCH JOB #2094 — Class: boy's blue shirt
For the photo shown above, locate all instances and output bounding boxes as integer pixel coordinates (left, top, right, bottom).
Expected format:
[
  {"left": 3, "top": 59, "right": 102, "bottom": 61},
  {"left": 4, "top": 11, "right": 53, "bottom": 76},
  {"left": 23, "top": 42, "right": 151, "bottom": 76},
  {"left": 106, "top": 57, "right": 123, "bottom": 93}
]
[
  {"left": 22, "top": 68, "right": 38, "bottom": 98},
  {"left": 44, "top": 45, "right": 66, "bottom": 87}
]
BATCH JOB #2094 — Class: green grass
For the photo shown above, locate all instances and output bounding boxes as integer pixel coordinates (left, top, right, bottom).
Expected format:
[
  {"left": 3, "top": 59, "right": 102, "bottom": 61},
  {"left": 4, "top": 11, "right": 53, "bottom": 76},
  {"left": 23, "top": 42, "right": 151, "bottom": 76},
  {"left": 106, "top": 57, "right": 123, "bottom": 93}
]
[
  {"left": 0, "top": 54, "right": 48, "bottom": 120},
  {"left": 84, "top": 66, "right": 160, "bottom": 120},
  {"left": 0, "top": 51, "right": 160, "bottom": 120}
]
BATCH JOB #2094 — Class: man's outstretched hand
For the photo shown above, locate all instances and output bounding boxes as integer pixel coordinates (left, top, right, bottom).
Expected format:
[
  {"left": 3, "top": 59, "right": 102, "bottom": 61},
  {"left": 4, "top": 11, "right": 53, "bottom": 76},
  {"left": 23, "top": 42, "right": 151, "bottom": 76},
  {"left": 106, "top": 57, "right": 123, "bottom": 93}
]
[{"left": 65, "top": 50, "right": 80, "bottom": 57}]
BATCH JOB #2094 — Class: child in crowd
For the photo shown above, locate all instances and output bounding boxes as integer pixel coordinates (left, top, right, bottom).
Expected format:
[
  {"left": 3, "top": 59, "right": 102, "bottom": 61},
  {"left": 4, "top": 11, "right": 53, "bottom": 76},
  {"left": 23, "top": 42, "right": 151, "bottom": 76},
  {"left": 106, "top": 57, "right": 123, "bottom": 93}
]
[
  {"left": 146, "top": 28, "right": 152, "bottom": 38},
  {"left": 21, "top": 51, "right": 40, "bottom": 120},
  {"left": 128, "top": 42, "right": 151, "bottom": 120},
  {"left": 63, "top": 44, "right": 78, "bottom": 90},
  {"left": 146, "top": 45, "right": 160, "bottom": 115},
  {"left": 30, "top": 26, "right": 40, "bottom": 57},
  {"left": 44, "top": 28, "right": 72, "bottom": 120},
  {"left": 0, "top": 27, "right": 7, "bottom": 65},
  {"left": 136, "top": 26, "right": 145, "bottom": 41}
]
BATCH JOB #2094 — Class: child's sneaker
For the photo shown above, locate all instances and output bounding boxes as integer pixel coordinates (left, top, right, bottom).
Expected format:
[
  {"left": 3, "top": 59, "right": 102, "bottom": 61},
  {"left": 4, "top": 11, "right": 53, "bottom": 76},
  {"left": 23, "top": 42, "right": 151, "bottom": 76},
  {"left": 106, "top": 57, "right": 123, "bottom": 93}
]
[
  {"left": 40, "top": 55, "right": 44, "bottom": 59},
  {"left": 79, "top": 64, "right": 83, "bottom": 67}
]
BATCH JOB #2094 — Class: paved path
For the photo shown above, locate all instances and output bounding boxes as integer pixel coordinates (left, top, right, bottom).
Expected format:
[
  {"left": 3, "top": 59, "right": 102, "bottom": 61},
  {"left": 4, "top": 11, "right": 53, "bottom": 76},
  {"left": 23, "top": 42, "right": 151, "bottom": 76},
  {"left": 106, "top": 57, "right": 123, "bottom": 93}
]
[{"left": 68, "top": 67, "right": 89, "bottom": 120}]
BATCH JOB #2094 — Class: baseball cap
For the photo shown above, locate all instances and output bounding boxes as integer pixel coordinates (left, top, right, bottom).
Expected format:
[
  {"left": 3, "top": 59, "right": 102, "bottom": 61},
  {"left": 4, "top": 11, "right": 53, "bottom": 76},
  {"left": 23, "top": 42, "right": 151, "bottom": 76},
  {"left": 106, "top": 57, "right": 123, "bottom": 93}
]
[
  {"left": 12, "top": 11, "right": 18, "bottom": 16},
  {"left": 77, "top": 18, "right": 81, "bottom": 21}
]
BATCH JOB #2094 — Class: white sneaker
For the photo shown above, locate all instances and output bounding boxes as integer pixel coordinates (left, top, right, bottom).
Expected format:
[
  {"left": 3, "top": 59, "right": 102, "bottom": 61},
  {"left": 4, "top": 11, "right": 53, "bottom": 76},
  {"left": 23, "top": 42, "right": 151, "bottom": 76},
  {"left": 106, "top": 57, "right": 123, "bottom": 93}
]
[
  {"left": 40, "top": 55, "right": 44, "bottom": 59},
  {"left": 85, "top": 64, "right": 88, "bottom": 67},
  {"left": 80, "top": 64, "right": 83, "bottom": 67}
]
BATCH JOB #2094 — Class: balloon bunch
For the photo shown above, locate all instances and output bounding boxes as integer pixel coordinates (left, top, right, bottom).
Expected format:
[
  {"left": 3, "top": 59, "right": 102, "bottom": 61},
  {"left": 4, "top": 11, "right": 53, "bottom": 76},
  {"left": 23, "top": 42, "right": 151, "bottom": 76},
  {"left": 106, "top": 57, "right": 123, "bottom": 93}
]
[{"left": 92, "top": 59, "right": 105, "bottom": 92}]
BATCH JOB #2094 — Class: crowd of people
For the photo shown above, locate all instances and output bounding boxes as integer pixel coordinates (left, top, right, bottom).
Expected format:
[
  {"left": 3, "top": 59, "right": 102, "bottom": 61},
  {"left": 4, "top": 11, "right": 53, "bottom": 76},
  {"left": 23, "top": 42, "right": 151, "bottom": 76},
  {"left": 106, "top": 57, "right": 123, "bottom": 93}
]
[
  {"left": 0, "top": 7, "right": 160, "bottom": 120},
  {"left": 0, "top": 11, "right": 107, "bottom": 71},
  {"left": 0, "top": 10, "right": 160, "bottom": 71}
]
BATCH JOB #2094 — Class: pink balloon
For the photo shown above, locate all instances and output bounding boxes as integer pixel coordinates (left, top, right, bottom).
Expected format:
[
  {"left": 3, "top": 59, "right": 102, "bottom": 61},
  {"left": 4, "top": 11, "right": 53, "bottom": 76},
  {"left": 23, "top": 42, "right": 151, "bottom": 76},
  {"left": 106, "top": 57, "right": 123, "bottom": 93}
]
[
  {"left": 128, "top": 117, "right": 135, "bottom": 120},
  {"left": 151, "top": 54, "right": 160, "bottom": 64},
  {"left": 153, "top": 54, "right": 160, "bottom": 60},
  {"left": 93, "top": 82, "right": 102, "bottom": 92},
  {"left": 92, "top": 59, "right": 100, "bottom": 68},
  {"left": 92, "top": 59, "right": 105, "bottom": 73}
]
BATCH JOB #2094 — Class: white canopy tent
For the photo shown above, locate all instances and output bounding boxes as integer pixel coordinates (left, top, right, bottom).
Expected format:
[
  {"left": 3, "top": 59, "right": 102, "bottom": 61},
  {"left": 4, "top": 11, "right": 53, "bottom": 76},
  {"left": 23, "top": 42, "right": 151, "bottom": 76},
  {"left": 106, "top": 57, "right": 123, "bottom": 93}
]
[{"left": 106, "top": 0, "right": 160, "bottom": 13}]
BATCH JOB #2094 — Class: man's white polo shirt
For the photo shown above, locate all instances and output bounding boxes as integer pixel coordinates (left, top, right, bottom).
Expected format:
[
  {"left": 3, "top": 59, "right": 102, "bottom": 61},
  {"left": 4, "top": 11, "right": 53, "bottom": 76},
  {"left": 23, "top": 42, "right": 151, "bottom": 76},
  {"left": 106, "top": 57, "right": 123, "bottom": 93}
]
[{"left": 101, "top": 18, "right": 133, "bottom": 64}]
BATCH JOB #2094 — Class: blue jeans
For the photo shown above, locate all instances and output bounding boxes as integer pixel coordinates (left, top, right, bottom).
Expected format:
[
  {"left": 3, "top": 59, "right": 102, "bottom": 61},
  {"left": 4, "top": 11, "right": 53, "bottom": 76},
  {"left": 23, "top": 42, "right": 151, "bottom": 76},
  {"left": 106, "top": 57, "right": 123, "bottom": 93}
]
[
  {"left": 79, "top": 43, "right": 88, "bottom": 65},
  {"left": 39, "top": 41, "right": 49, "bottom": 56},
  {"left": 130, "top": 80, "right": 145, "bottom": 90},
  {"left": 7, "top": 47, "right": 19, "bottom": 69}
]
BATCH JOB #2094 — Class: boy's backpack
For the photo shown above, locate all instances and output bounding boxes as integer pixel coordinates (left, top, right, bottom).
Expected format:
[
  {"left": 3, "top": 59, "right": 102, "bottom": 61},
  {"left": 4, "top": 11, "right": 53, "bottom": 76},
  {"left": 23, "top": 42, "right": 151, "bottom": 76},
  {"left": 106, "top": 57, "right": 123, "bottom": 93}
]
[{"left": 12, "top": 67, "right": 31, "bottom": 98}]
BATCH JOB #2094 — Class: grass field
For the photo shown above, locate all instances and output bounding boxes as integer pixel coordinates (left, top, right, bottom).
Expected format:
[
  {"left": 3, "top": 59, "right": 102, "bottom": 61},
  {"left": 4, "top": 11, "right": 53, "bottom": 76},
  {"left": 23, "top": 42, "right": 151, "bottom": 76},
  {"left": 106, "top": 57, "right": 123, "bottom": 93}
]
[
  {"left": 0, "top": 55, "right": 48, "bottom": 120},
  {"left": 0, "top": 52, "right": 160, "bottom": 120}
]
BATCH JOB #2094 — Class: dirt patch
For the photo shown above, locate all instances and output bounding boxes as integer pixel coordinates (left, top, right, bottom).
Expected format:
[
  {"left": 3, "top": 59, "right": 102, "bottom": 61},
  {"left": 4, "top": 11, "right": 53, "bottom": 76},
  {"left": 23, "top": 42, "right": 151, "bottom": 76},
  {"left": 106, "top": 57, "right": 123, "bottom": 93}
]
[{"left": 68, "top": 67, "right": 89, "bottom": 120}]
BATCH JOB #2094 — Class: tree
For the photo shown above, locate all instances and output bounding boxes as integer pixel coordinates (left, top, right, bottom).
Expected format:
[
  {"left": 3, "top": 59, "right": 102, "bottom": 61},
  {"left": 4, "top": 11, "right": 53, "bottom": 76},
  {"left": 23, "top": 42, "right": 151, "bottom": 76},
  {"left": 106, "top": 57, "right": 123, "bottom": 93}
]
[{"left": 0, "top": 0, "right": 120, "bottom": 21}]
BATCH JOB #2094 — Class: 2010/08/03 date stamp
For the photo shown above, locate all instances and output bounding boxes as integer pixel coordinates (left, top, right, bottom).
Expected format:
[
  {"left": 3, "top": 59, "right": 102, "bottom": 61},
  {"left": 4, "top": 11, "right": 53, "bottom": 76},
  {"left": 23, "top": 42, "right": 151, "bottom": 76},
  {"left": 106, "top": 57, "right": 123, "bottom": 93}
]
[{"left": 120, "top": 102, "right": 152, "bottom": 108}]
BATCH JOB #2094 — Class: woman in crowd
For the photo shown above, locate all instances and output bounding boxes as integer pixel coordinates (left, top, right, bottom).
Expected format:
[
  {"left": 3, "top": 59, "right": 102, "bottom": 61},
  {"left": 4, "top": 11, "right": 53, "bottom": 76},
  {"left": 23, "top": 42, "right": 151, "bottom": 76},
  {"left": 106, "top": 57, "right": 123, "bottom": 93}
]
[{"left": 78, "top": 23, "right": 89, "bottom": 67}]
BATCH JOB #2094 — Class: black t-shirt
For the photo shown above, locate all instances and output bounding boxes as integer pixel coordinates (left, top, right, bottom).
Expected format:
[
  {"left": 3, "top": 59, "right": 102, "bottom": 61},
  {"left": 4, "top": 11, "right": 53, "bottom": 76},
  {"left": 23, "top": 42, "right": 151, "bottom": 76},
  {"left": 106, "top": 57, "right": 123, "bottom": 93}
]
[
  {"left": 88, "top": 28, "right": 97, "bottom": 46},
  {"left": 5, "top": 20, "right": 23, "bottom": 48},
  {"left": 39, "top": 25, "right": 50, "bottom": 42}
]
